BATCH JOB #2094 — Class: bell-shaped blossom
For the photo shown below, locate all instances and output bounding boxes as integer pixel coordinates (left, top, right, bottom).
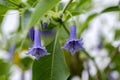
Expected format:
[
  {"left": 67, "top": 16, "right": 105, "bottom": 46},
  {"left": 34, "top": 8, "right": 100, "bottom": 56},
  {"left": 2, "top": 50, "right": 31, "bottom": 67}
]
[
  {"left": 28, "top": 28, "right": 48, "bottom": 60},
  {"left": 63, "top": 24, "right": 84, "bottom": 55}
]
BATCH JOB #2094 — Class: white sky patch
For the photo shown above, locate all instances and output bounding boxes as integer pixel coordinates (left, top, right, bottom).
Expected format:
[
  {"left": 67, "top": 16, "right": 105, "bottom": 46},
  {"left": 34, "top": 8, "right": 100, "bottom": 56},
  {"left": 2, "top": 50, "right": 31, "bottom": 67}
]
[
  {"left": 61, "top": 0, "right": 69, "bottom": 2},
  {"left": 81, "top": 70, "right": 89, "bottom": 80},
  {"left": 22, "top": 0, "right": 27, "bottom": 2},
  {"left": 0, "top": 50, "right": 8, "bottom": 59},
  {"left": 1, "top": 10, "right": 19, "bottom": 36},
  {"left": 71, "top": 76, "right": 81, "bottom": 80}
]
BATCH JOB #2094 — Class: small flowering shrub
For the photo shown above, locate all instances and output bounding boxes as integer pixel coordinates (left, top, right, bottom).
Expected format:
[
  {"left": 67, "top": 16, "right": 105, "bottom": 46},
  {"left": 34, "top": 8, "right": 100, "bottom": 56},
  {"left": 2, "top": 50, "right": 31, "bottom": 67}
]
[{"left": 0, "top": 0, "right": 120, "bottom": 80}]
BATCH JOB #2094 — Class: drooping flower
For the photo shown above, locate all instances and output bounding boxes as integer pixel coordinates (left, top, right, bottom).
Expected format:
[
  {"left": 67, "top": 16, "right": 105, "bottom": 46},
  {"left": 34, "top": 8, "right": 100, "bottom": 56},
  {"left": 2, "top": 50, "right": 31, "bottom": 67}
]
[
  {"left": 63, "top": 24, "right": 84, "bottom": 55},
  {"left": 28, "top": 28, "right": 49, "bottom": 60},
  {"left": 29, "top": 27, "right": 34, "bottom": 41}
]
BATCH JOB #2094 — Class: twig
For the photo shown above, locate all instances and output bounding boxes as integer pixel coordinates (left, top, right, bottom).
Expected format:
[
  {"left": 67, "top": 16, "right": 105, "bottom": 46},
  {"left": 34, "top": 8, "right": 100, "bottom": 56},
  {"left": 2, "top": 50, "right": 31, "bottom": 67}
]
[
  {"left": 83, "top": 50, "right": 102, "bottom": 80},
  {"left": 62, "top": 23, "right": 70, "bottom": 35},
  {"left": 61, "top": 0, "right": 73, "bottom": 35},
  {"left": 104, "top": 45, "right": 120, "bottom": 72},
  {"left": 8, "top": 0, "right": 20, "bottom": 7},
  {"left": 62, "top": 0, "right": 73, "bottom": 13},
  {"left": 84, "top": 59, "right": 91, "bottom": 78},
  {"left": 118, "top": 0, "right": 120, "bottom": 7}
]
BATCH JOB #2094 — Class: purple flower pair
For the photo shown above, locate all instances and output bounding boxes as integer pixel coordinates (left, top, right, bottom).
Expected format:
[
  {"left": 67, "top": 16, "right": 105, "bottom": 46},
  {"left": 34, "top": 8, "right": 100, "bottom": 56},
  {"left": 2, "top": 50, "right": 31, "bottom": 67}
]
[
  {"left": 63, "top": 25, "right": 84, "bottom": 55},
  {"left": 28, "top": 27, "right": 49, "bottom": 60},
  {"left": 28, "top": 24, "right": 84, "bottom": 59}
]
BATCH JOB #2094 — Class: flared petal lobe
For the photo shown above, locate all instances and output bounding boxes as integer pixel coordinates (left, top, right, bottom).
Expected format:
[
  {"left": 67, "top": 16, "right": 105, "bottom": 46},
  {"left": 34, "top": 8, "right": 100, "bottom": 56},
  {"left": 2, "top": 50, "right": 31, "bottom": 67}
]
[{"left": 63, "top": 39, "right": 84, "bottom": 55}]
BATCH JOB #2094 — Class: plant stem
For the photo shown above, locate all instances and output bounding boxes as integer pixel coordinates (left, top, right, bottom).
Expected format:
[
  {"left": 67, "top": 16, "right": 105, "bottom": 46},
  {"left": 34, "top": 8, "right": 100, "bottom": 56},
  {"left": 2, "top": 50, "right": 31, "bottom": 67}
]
[
  {"left": 62, "top": 23, "right": 70, "bottom": 35},
  {"left": 62, "top": 0, "right": 73, "bottom": 13},
  {"left": 118, "top": 0, "right": 120, "bottom": 7},
  {"left": 17, "top": 13, "right": 22, "bottom": 32},
  {"left": 61, "top": 0, "right": 73, "bottom": 35},
  {"left": 83, "top": 50, "right": 102, "bottom": 80},
  {"left": 8, "top": 0, "right": 20, "bottom": 7},
  {"left": 104, "top": 45, "right": 120, "bottom": 72},
  {"left": 84, "top": 59, "right": 91, "bottom": 77}
]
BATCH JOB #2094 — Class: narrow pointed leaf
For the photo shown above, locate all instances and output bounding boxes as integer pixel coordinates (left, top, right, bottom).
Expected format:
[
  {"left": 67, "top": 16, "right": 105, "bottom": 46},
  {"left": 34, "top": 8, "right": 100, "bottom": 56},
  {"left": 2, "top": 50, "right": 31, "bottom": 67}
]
[
  {"left": 22, "top": 9, "right": 32, "bottom": 30},
  {"left": 102, "top": 6, "right": 120, "bottom": 13}
]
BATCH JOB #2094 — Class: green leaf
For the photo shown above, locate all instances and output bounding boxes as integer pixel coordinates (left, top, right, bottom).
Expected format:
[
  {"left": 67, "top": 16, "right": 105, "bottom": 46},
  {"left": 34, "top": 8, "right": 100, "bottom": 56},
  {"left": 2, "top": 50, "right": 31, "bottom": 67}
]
[
  {"left": 76, "top": 0, "right": 92, "bottom": 10},
  {"left": 0, "top": 75, "right": 6, "bottom": 80},
  {"left": 7, "top": 0, "right": 23, "bottom": 9},
  {"left": 105, "top": 43, "right": 115, "bottom": 53},
  {"left": 102, "top": 6, "right": 120, "bottom": 13},
  {"left": 0, "top": 5, "right": 8, "bottom": 14},
  {"left": 28, "top": 0, "right": 60, "bottom": 28},
  {"left": 71, "top": 11, "right": 83, "bottom": 16},
  {"left": 112, "top": 52, "right": 120, "bottom": 72},
  {"left": 68, "top": 0, "right": 92, "bottom": 11},
  {"left": 66, "top": 0, "right": 92, "bottom": 18},
  {"left": 0, "top": 59, "right": 10, "bottom": 76},
  {"left": 0, "top": 5, "right": 8, "bottom": 15},
  {"left": 114, "top": 29, "right": 120, "bottom": 40},
  {"left": 22, "top": 9, "right": 32, "bottom": 30},
  {"left": 27, "top": 0, "right": 38, "bottom": 6},
  {"left": 59, "top": 26, "right": 69, "bottom": 41},
  {"left": 8, "top": 0, "right": 21, "bottom": 4},
  {"left": 0, "top": 0, "right": 7, "bottom": 6},
  {"left": 20, "top": 56, "right": 33, "bottom": 71},
  {"left": 75, "top": 0, "right": 92, "bottom": 9},
  {"left": 0, "top": 5, "right": 8, "bottom": 26},
  {"left": 32, "top": 40, "right": 70, "bottom": 80}
]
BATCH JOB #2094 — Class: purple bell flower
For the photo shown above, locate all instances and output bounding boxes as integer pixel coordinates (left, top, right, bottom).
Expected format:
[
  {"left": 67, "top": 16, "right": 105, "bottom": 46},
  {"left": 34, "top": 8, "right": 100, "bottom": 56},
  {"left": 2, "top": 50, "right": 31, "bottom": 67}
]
[
  {"left": 63, "top": 24, "right": 84, "bottom": 55},
  {"left": 28, "top": 28, "right": 49, "bottom": 60},
  {"left": 29, "top": 27, "right": 34, "bottom": 41}
]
